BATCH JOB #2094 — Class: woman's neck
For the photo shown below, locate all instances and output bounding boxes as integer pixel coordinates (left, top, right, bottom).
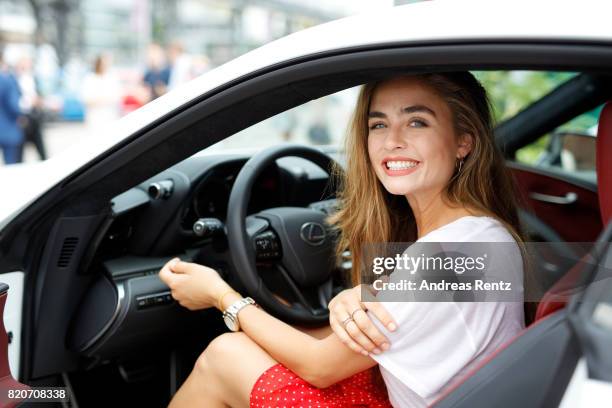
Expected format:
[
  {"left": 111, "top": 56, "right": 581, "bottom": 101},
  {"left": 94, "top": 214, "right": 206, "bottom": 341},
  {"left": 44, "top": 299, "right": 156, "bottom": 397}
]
[{"left": 407, "top": 191, "right": 480, "bottom": 239}]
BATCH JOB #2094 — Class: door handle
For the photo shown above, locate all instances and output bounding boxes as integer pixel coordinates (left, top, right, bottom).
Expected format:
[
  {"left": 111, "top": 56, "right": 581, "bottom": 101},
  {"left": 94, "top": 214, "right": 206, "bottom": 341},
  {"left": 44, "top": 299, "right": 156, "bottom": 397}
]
[{"left": 529, "top": 191, "right": 578, "bottom": 205}]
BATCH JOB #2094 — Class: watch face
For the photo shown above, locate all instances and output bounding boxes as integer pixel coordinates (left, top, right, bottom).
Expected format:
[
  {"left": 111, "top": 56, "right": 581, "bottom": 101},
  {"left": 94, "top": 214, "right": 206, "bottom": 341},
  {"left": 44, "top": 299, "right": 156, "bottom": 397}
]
[{"left": 224, "top": 313, "right": 239, "bottom": 331}]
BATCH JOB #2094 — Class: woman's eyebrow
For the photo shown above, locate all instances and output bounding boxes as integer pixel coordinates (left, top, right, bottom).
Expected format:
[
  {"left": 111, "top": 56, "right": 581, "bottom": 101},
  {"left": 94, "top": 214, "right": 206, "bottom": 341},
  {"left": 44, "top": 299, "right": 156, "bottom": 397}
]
[
  {"left": 368, "top": 104, "right": 437, "bottom": 119},
  {"left": 403, "top": 104, "right": 437, "bottom": 117}
]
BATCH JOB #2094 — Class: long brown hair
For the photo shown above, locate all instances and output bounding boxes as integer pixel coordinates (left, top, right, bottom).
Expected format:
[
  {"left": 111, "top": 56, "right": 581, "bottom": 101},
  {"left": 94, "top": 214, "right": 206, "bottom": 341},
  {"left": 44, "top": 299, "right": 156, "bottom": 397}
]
[{"left": 325, "top": 72, "right": 535, "bottom": 321}]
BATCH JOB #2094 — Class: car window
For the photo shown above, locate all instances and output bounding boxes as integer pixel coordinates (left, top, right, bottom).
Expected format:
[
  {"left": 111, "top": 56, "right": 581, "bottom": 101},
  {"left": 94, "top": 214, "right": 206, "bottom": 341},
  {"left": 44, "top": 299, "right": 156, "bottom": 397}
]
[
  {"left": 474, "top": 71, "right": 577, "bottom": 122},
  {"left": 201, "top": 70, "right": 579, "bottom": 154},
  {"left": 514, "top": 104, "right": 602, "bottom": 183},
  {"left": 204, "top": 86, "right": 361, "bottom": 153}
]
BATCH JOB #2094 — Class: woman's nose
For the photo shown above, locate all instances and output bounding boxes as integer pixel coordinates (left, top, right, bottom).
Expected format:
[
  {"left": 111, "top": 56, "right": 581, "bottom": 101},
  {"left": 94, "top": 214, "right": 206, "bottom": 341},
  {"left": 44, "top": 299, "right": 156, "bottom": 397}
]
[{"left": 384, "top": 126, "right": 406, "bottom": 150}]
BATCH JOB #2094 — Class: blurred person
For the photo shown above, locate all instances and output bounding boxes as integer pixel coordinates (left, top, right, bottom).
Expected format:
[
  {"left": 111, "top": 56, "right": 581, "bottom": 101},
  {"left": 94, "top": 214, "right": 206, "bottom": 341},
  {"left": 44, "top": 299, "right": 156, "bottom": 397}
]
[
  {"left": 81, "top": 54, "right": 122, "bottom": 127},
  {"left": 15, "top": 55, "right": 47, "bottom": 161},
  {"left": 271, "top": 109, "right": 297, "bottom": 142},
  {"left": 307, "top": 118, "right": 331, "bottom": 145},
  {"left": 143, "top": 43, "right": 170, "bottom": 100},
  {"left": 119, "top": 67, "right": 150, "bottom": 115},
  {"left": 167, "top": 41, "right": 192, "bottom": 90},
  {"left": 189, "top": 54, "right": 211, "bottom": 78},
  {"left": 121, "top": 83, "right": 150, "bottom": 115},
  {"left": 0, "top": 48, "right": 24, "bottom": 165},
  {"left": 307, "top": 98, "right": 332, "bottom": 145}
]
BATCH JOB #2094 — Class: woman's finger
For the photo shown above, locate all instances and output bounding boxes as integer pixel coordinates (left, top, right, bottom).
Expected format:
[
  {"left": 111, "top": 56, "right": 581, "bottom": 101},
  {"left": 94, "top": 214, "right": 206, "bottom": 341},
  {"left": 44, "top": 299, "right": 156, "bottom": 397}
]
[
  {"left": 363, "top": 301, "right": 397, "bottom": 332},
  {"left": 329, "top": 288, "right": 379, "bottom": 352},
  {"left": 345, "top": 320, "right": 379, "bottom": 353},
  {"left": 158, "top": 262, "right": 174, "bottom": 284},
  {"left": 169, "top": 258, "right": 189, "bottom": 273},
  {"left": 330, "top": 315, "right": 368, "bottom": 356},
  {"left": 339, "top": 296, "right": 383, "bottom": 348},
  {"left": 352, "top": 309, "right": 390, "bottom": 349}
]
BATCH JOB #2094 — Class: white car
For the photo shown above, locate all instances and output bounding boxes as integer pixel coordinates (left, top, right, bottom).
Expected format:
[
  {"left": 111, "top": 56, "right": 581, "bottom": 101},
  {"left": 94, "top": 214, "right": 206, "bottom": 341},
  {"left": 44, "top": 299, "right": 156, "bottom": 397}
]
[{"left": 1, "top": 0, "right": 612, "bottom": 406}]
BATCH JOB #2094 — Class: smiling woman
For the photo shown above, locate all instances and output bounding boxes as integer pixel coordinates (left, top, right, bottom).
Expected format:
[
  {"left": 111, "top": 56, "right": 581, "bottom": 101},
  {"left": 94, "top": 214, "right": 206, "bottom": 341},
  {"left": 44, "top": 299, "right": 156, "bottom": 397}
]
[{"left": 156, "top": 71, "right": 529, "bottom": 408}]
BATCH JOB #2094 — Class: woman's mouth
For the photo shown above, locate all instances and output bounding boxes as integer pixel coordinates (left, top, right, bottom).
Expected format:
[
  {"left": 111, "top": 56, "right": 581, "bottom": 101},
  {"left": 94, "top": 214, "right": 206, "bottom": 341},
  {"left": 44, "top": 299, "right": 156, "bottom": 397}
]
[{"left": 382, "top": 159, "right": 421, "bottom": 176}]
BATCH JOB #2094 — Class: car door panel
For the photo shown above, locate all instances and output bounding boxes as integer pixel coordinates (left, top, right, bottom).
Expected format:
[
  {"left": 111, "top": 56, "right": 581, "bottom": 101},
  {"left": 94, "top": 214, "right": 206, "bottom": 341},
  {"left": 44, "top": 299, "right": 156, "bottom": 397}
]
[{"left": 509, "top": 162, "right": 601, "bottom": 242}]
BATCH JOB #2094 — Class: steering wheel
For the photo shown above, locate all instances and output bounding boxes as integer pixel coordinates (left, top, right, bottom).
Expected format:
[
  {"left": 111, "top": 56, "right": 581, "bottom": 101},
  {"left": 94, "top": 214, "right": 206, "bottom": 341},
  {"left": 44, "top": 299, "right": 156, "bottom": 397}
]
[{"left": 226, "top": 144, "right": 341, "bottom": 325}]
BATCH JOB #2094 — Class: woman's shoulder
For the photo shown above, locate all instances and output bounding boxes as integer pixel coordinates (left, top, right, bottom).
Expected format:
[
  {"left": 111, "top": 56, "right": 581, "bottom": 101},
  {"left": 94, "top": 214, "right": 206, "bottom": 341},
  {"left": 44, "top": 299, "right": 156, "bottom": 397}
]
[{"left": 419, "top": 215, "right": 516, "bottom": 243}]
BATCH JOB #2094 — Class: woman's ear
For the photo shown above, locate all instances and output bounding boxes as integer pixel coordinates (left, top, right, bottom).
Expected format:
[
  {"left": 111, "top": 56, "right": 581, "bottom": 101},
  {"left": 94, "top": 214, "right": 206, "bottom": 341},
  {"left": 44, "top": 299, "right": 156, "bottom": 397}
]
[{"left": 457, "top": 133, "right": 474, "bottom": 158}]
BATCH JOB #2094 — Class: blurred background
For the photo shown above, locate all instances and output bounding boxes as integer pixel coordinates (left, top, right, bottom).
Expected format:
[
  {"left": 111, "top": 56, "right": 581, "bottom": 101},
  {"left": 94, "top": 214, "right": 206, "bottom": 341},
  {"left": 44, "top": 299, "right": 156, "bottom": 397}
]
[{"left": 0, "top": 0, "right": 600, "bottom": 167}]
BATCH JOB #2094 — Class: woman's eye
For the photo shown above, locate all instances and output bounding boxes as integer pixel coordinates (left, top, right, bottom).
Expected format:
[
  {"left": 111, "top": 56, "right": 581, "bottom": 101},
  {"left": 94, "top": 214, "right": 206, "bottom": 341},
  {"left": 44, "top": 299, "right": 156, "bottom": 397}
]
[
  {"left": 409, "top": 119, "right": 427, "bottom": 128},
  {"left": 369, "top": 123, "right": 385, "bottom": 130}
]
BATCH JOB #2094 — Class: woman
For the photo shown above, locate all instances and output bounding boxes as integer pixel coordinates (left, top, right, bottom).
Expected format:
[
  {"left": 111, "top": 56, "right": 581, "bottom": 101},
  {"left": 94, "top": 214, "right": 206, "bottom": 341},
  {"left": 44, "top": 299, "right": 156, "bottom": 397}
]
[
  {"left": 81, "top": 54, "right": 122, "bottom": 127},
  {"left": 159, "top": 71, "right": 528, "bottom": 407}
]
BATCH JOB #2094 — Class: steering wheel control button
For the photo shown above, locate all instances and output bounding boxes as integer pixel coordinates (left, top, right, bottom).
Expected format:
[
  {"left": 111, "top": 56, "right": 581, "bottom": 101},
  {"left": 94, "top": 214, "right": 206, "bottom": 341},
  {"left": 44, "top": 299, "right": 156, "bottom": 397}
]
[
  {"left": 135, "top": 291, "right": 174, "bottom": 309},
  {"left": 193, "top": 217, "right": 224, "bottom": 237},
  {"left": 148, "top": 179, "right": 174, "bottom": 200},
  {"left": 254, "top": 231, "right": 281, "bottom": 261}
]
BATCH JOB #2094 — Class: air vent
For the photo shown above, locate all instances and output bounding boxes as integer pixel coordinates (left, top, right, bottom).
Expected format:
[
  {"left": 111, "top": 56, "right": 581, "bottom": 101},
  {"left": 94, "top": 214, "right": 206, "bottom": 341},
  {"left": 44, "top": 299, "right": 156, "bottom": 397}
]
[{"left": 57, "top": 237, "right": 79, "bottom": 268}]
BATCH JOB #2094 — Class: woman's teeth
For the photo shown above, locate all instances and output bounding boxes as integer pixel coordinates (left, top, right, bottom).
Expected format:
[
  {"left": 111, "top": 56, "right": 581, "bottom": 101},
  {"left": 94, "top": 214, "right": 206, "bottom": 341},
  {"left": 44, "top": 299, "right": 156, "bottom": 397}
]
[{"left": 386, "top": 161, "right": 419, "bottom": 170}]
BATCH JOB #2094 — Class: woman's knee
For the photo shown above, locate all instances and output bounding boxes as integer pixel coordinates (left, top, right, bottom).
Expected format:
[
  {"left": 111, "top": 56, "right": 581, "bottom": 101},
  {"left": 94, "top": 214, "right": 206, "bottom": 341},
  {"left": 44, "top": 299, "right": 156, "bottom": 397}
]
[
  {"left": 192, "top": 332, "right": 279, "bottom": 407},
  {"left": 196, "top": 332, "right": 250, "bottom": 374}
]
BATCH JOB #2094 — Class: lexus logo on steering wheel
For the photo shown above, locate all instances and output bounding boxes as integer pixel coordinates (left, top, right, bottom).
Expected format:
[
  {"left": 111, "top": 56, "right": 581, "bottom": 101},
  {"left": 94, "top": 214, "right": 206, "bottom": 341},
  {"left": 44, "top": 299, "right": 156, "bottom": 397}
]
[{"left": 300, "top": 222, "right": 327, "bottom": 246}]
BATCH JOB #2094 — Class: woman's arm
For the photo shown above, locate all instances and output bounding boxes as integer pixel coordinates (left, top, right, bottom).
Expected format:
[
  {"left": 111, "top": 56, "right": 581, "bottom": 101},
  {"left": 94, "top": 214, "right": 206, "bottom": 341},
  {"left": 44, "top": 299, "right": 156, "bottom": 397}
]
[
  {"left": 294, "top": 324, "right": 333, "bottom": 339},
  {"left": 220, "top": 291, "right": 377, "bottom": 388},
  {"left": 158, "top": 259, "right": 376, "bottom": 388}
]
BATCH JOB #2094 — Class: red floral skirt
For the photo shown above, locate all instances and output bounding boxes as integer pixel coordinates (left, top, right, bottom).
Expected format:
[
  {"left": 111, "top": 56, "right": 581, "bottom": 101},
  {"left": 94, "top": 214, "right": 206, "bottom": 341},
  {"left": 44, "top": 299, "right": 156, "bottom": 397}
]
[{"left": 250, "top": 363, "right": 392, "bottom": 408}]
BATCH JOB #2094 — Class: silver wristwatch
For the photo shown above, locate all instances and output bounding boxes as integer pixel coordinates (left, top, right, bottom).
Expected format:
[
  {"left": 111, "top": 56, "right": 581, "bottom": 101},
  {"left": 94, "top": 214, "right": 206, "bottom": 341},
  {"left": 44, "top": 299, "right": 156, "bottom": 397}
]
[{"left": 223, "top": 297, "right": 256, "bottom": 332}]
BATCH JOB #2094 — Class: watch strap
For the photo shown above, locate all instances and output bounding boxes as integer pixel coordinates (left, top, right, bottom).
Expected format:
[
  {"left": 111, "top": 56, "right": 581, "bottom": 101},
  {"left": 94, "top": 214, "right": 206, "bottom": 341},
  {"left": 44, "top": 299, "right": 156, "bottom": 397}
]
[
  {"left": 226, "top": 297, "right": 255, "bottom": 314},
  {"left": 222, "top": 297, "right": 256, "bottom": 331}
]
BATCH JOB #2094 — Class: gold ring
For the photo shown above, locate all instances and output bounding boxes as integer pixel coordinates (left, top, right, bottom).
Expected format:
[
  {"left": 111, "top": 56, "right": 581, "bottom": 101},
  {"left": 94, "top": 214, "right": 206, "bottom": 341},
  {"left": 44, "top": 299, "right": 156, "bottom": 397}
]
[{"left": 341, "top": 316, "right": 354, "bottom": 327}]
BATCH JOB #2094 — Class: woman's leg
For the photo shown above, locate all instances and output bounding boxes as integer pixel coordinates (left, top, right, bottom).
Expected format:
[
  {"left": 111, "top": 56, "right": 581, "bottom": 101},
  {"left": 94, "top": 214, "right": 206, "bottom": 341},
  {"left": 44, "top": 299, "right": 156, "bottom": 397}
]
[{"left": 168, "top": 332, "right": 278, "bottom": 408}]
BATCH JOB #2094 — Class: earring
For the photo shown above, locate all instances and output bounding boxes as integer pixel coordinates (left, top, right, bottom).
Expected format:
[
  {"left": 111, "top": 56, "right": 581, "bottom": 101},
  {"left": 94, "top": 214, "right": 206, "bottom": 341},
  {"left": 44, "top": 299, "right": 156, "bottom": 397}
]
[{"left": 456, "top": 156, "right": 465, "bottom": 174}]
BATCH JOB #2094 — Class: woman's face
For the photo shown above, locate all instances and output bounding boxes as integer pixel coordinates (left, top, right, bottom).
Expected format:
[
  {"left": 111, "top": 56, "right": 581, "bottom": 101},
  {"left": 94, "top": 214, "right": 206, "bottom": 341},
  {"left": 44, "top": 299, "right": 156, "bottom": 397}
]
[{"left": 367, "top": 76, "right": 471, "bottom": 198}]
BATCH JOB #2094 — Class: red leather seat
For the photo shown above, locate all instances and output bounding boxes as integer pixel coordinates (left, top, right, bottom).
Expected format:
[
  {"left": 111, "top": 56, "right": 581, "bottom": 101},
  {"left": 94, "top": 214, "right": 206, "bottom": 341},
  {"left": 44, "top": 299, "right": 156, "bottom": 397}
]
[
  {"left": 597, "top": 103, "right": 612, "bottom": 225},
  {"left": 534, "top": 101, "right": 612, "bottom": 321},
  {"left": 533, "top": 252, "right": 596, "bottom": 320}
]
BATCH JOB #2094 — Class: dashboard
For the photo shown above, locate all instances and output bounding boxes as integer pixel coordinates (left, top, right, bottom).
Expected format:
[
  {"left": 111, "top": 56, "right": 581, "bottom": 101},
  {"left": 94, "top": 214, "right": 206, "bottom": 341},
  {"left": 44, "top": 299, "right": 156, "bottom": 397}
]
[
  {"left": 94, "top": 153, "right": 333, "bottom": 259},
  {"left": 67, "top": 149, "right": 341, "bottom": 360},
  {"left": 180, "top": 159, "right": 284, "bottom": 230}
]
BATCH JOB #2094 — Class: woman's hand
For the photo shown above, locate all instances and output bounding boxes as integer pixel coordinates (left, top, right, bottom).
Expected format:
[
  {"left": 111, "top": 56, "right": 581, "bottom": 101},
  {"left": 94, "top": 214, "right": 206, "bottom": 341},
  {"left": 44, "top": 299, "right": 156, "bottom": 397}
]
[
  {"left": 158, "top": 258, "right": 232, "bottom": 311},
  {"left": 328, "top": 284, "right": 397, "bottom": 356}
]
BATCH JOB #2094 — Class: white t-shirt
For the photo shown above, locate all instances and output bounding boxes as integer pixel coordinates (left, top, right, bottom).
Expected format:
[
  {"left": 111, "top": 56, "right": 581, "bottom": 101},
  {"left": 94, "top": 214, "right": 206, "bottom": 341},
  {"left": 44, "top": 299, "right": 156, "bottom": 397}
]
[{"left": 368, "top": 215, "right": 525, "bottom": 407}]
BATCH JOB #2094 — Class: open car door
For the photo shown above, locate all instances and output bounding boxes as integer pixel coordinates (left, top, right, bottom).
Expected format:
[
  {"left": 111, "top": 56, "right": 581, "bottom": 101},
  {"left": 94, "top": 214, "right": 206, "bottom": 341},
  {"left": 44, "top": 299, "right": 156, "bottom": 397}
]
[{"left": 0, "top": 283, "right": 29, "bottom": 408}]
